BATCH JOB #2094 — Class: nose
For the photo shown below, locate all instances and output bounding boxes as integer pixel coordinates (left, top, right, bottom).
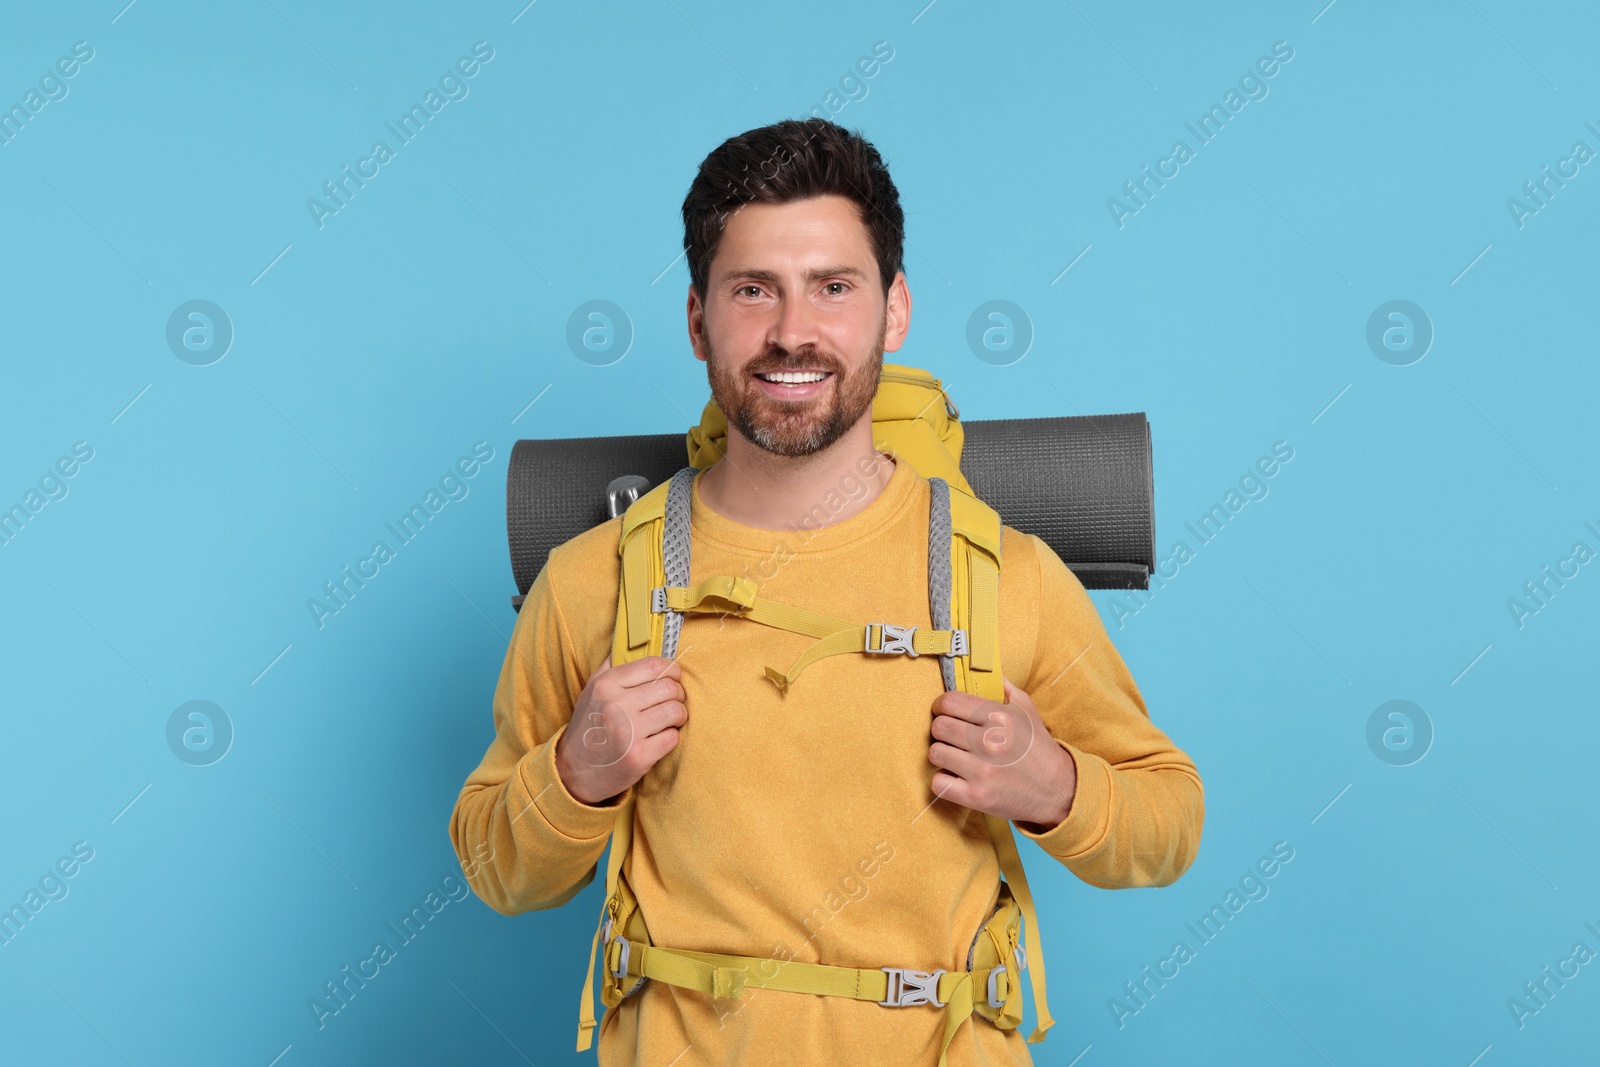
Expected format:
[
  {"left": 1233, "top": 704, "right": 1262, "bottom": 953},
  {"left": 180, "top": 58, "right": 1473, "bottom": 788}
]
[{"left": 766, "top": 284, "right": 823, "bottom": 361}]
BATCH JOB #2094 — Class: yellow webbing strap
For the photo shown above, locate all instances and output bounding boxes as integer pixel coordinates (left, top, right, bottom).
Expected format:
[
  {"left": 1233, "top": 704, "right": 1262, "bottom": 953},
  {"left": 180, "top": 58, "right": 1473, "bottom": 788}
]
[
  {"left": 613, "top": 479, "right": 673, "bottom": 664},
  {"left": 761, "top": 623, "right": 961, "bottom": 692},
  {"left": 604, "top": 939, "right": 987, "bottom": 1067},
  {"left": 966, "top": 551, "right": 999, "bottom": 673},
  {"left": 662, "top": 575, "right": 856, "bottom": 639},
  {"left": 660, "top": 575, "right": 762, "bottom": 615},
  {"left": 660, "top": 577, "right": 965, "bottom": 693},
  {"left": 985, "top": 814, "right": 1055, "bottom": 1043},
  {"left": 577, "top": 797, "right": 636, "bottom": 1051},
  {"left": 621, "top": 530, "right": 656, "bottom": 651}
]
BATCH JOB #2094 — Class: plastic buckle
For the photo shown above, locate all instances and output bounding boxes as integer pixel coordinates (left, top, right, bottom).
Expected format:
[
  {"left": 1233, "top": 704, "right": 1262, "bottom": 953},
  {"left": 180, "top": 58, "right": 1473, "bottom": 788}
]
[
  {"left": 866, "top": 623, "right": 919, "bottom": 656},
  {"left": 651, "top": 586, "right": 668, "bottom": 613},
  {"left": 948, "top": 629, "right": 968, "bottom": 656},
  {"left": 986, "top": 964, "right": 1008, "bottom": 1009},
  {"left": 610, "top": 935, "right": 631, "bottom": 978},
  {"left": 879, "top": 967, "right": 946, "bottom": 1007}
]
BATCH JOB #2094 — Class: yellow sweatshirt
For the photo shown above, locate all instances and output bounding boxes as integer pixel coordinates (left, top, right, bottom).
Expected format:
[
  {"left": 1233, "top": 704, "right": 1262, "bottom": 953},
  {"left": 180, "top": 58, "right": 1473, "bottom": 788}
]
[{"left": 450, "top": 454, "right": 1204, "bottom": 1065}]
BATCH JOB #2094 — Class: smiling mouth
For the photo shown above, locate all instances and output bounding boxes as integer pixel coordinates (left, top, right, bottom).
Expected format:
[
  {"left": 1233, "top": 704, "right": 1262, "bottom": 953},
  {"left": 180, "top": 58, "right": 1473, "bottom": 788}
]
[
  {"left": 753, "top": 369, "right": 832, "bottom": 385},
  {"left": 758, "top": 369, "right": 838, "bottom": 382}
]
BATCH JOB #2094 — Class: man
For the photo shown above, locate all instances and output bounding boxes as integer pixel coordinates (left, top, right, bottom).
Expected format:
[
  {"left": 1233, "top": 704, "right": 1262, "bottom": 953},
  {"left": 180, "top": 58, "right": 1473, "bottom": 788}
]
[{"left": 450, "top": 117, "right": 1204, "bottom": 1065}]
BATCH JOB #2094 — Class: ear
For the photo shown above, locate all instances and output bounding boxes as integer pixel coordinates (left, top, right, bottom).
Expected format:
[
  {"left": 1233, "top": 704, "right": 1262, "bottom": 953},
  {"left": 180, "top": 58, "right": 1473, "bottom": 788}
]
[
  {"left": 882, "top": 270, "right": 911, "bottom": 354},
  {"left": 687, "top": 284, "right": 708, "bottom": 363}
]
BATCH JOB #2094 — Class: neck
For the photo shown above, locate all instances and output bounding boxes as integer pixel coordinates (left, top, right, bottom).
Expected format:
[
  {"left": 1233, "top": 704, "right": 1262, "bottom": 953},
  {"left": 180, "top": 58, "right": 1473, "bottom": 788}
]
[{"left": 697, "top": 418, "right": 895, "bottom": 531}]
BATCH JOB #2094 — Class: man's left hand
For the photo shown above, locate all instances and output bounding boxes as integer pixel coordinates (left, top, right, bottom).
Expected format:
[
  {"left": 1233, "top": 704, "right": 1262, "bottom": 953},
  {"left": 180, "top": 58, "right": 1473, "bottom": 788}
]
[{"left": 928, "top": 677, "right": 1077, "bottom": 834}]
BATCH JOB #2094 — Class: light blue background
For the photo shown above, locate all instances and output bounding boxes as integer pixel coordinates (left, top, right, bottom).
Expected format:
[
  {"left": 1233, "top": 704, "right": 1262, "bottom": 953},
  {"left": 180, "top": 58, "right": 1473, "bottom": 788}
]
[{"left": 2, "top": 1, "right": 1595, "bottom": 1064}]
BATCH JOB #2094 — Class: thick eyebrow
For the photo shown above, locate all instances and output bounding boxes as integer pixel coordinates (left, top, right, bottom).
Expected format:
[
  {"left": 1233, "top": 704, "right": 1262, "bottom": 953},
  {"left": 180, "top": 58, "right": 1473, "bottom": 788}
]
[{"left": 718, "top": 265, "right": 868, "bottom": 286}]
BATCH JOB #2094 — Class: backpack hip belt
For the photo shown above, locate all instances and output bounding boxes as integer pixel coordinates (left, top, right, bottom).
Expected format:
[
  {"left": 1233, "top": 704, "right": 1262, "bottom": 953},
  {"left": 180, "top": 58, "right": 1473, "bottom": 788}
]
[{"left": 595, "top": 876, "right": 1030, "bottom": 1067}]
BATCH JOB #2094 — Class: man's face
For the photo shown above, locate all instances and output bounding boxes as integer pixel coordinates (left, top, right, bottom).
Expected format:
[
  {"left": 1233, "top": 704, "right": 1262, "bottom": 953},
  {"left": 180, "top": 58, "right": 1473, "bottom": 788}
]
[{"left": 689, "top": 194, "right": 909, "bottom": 457}]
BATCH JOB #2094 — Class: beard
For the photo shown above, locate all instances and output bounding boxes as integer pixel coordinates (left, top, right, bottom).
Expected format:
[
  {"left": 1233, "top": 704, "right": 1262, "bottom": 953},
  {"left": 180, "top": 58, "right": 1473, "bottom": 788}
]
[{"left": 704, "top": 313, "right": 886, "bottom": 458}]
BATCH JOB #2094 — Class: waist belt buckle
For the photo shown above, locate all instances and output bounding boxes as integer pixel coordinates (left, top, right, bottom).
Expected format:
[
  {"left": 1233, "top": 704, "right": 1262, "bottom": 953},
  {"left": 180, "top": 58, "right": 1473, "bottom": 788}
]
[
  {"left": 866, "top": 623, "right": 919, "bottom": 656},
  {"left": 879, "top": 966, "right": 946, "bottom": 1008}
]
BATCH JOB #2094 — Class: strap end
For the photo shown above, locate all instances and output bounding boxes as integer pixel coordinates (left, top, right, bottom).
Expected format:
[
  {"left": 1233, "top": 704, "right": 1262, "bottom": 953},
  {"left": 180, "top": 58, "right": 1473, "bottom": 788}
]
[
  {"left": 711, "top": 965, "right": 747, "bottom": 1000},
  {"left": 762, "top": 665, "right": 790, "bottom": 693}
]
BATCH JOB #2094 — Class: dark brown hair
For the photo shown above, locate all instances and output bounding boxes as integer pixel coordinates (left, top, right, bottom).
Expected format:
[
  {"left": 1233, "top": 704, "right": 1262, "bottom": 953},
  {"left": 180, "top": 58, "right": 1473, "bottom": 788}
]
[{"left": 682, "top": 117, "right": 905, "bottom": 301}]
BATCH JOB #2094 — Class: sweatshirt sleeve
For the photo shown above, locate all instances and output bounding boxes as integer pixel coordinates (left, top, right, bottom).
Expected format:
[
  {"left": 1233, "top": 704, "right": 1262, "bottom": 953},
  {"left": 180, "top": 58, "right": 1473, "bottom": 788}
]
[
  {"left": 448, "top": 553, "right": 626, "bottom": 915},
  {"left": 1012, "top": 534, "right": 1205, "bottom": 889}
]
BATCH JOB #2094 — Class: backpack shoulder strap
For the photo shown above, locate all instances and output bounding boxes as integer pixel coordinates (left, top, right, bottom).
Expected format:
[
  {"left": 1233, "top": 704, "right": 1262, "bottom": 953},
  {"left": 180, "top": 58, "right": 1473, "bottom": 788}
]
[
  {"left": 941, "top": 479, "right": 1003, "bottom": 702},
  {"left": 611, "top": 467, "right": 697, "bottom": 665},
  {"left": 930, "top": 476, "right": 1056, "bottom": 1046},
  {"left": 579, "top": 467, "right": 697, "bottom": 1050}
]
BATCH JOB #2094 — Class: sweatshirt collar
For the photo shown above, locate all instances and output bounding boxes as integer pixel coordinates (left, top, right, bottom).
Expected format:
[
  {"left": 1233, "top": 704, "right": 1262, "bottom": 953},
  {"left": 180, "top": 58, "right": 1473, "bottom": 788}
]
[{"left": 688, "top": 453, "right": 917, "bottom": 556}]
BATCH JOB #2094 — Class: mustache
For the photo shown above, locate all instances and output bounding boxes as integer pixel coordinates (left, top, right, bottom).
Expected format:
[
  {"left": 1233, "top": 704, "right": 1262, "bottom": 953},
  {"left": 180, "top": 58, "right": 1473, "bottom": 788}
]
[{"left": 746, "top": 349, "right": 843, "bottom": 375}]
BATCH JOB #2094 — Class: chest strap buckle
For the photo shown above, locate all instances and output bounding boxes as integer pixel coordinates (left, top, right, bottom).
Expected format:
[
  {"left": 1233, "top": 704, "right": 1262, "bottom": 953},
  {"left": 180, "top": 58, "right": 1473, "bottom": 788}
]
[{"left": 866, "top": 623, "right": 919, "bottom": 656}]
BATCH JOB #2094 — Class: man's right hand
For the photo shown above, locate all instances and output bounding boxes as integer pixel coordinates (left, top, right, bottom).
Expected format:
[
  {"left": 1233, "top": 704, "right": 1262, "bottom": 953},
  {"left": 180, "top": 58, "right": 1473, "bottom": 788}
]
[{"left": 553, "top": 654, "right": 687, "bottom": 806}]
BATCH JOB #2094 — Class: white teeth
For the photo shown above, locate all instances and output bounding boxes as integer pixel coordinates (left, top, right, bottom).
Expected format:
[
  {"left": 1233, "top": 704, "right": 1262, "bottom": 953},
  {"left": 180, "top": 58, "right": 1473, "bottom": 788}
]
[{"left": 758, "top": 371, "right": 828, "bottom": 384}]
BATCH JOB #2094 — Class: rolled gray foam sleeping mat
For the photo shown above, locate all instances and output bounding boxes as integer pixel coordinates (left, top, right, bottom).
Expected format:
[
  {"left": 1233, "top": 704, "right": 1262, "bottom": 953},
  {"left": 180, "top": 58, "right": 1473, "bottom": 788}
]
[{"left": 507, "top": 411, "right": 1154, "bottom": 610}]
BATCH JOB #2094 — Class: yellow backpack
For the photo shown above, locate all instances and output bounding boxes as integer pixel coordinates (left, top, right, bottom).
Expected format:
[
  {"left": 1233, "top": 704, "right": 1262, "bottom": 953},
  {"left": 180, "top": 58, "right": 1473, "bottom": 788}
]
[{"left": 576, "top": 363, "right": 1055, "bottom": 1065}]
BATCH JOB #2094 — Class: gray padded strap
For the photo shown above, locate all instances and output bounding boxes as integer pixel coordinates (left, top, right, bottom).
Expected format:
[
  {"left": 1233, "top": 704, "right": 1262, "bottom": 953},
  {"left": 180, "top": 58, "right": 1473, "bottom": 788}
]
[
  {"left": 660, "top": 467, "right": 698, "bottom": 659},
  {"left": 927, "top": 476, "right": 957, "bottom": 692}
]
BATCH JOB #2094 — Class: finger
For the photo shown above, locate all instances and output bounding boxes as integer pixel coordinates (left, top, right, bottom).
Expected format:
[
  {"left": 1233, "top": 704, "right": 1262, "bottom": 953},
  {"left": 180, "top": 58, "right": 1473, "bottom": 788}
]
[
  {"left": 929, "top": 770, "right": 973, "bottom": 808},
  {"left": 635, "top": 698, "right": 688, "bottom": 738},
  {"left": 928, "top": 740, "right": 985, "bottom": 780},
  {"left": 930, "top": 712, "right": 986, "bottom": 752},
  {"left": 636, "top": 725, "right": 681, "bottom": 765},
  {"left": 931, "top": 689, "right": 993, "bottom": 727},
  {"left": 938, "top": 702, "right": 1034, "bottom": 769},
  {"left": 600, "top": 677, "right": 686, "bottom": 727},
  {"left": 609, "top": 655, "right": 682, "bottom": 690},
  {"left": 627, "top": 672, "right": 687, "bottom": 711}
]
